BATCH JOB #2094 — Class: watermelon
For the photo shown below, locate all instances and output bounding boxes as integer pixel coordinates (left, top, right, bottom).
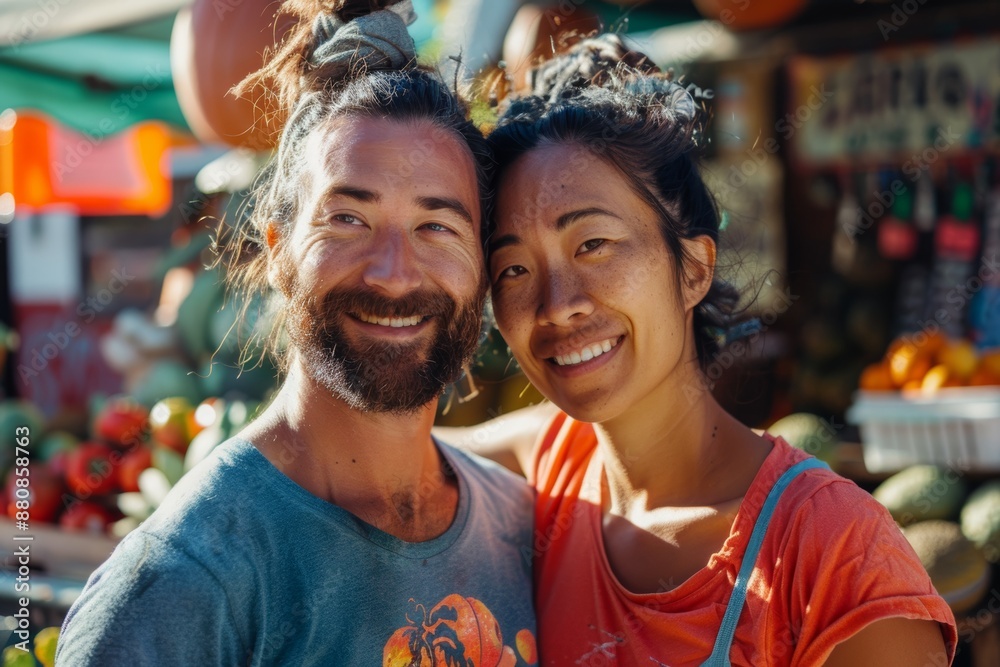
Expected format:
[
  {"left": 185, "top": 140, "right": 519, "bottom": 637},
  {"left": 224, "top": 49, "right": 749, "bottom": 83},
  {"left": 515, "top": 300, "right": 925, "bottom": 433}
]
[
  {"left": 961, "top": 481, "right": 1000, "bottom": 563},
  {"left": 902, "top": 521, "right": 991, "bottom": 616},
  {"left": 873, "top": 465, "right": 967, "bottom": 526},
  {"left": 766, "top": 413, "right": 839, "bottom": 466}
]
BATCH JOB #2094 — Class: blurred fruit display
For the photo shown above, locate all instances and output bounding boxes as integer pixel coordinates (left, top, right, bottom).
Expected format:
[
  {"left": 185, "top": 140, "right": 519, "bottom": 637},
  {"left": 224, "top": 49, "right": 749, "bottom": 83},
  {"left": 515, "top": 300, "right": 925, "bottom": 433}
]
[
  {"left": 902, "top": 520, "right": 992, "bottom": 617},
  {"left": 863, "top": 464, "right": 1000, "bottom": 622},
  {"left": 860, "top": 335, "right": 999, "bottom": 394}
]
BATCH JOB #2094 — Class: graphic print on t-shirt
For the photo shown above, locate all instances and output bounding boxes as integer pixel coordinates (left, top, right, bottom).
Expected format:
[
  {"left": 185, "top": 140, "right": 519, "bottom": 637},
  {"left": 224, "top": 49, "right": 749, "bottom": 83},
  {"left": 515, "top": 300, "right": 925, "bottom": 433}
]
[{"left": 382, "top": 594, "right": 538, "bottom": 666}]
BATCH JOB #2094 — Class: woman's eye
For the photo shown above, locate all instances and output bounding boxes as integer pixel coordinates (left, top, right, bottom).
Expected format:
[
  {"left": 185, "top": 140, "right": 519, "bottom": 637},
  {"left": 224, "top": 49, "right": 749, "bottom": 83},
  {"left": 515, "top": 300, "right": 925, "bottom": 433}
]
[
  {"left": 579, "top": 238, "right": 606, "bottom": 253},
  {"left": 497, "top": 265, "right": 527, "bottom": 280}
]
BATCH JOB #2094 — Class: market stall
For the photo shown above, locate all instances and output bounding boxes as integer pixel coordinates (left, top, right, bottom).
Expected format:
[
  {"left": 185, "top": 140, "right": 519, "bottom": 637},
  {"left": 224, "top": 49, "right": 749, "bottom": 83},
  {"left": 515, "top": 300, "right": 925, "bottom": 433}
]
[{"left": 0, "top": 0, "right": 996, "bottom": 663}]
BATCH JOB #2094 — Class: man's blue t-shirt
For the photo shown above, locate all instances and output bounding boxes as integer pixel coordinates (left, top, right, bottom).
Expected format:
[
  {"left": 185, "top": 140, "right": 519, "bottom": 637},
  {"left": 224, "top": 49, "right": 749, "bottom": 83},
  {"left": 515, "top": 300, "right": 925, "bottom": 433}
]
[{"left": 56, "top": 438, "right": 536, "bottom": 666}]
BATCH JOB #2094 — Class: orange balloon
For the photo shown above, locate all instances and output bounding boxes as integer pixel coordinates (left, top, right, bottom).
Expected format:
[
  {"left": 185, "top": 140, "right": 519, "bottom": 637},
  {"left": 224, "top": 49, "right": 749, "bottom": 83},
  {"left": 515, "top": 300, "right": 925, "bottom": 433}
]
[
  {"left": 693, "top": 0, "right": 808, "bottom": 31},
  {"left": 170, "top": 1, "right": 293, "bottom": 149}
]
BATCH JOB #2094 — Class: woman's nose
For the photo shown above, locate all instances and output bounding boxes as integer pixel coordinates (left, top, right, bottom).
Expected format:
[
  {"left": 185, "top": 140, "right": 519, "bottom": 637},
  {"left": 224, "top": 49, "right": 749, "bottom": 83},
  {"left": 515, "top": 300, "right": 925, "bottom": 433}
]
[{"left": 535, "top": 268, "right": 594, "bottom": 326}]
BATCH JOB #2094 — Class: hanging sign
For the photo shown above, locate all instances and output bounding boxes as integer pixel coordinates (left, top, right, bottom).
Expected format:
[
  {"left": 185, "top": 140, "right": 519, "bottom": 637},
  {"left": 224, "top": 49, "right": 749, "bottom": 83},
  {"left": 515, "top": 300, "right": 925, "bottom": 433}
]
[{"left": 787, "top": 38, "right": 1000, "bottom": 166}]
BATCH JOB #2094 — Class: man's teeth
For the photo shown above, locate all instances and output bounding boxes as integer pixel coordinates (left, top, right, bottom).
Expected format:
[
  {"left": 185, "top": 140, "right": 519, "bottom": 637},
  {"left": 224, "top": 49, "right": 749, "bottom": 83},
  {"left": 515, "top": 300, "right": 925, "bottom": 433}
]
[
  {"left": 357, "top": 313, "right": 422, "bottom": 328},
  {"left": 553, "top": 338, "right": 617, "bottom": 366}
]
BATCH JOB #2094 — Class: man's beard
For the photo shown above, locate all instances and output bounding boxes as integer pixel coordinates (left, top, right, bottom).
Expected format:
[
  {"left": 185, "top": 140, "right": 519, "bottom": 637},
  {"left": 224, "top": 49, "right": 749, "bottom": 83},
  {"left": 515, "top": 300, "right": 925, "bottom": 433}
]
[{"left": 284, "top": 280, "right": 486, "bottom": 414}]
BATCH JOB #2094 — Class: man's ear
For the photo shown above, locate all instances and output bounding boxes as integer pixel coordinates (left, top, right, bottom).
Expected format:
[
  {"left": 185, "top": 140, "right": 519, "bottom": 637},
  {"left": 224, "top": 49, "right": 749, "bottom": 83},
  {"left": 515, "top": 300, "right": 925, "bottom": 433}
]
[
  {"left": 679, "top": 235, "right": 716, "bottom": 310},
  {"left": 265, "top": 221, "right": 284, "bottom": 292}
]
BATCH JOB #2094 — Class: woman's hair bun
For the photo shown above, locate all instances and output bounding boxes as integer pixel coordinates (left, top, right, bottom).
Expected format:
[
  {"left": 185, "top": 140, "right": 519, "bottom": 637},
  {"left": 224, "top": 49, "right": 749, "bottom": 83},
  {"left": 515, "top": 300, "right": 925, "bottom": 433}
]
[
  {"left": 524, "top": 33, "right": 659, "bottom": 103},
  {"left": 623, "top": 76, "right": 697, "bottom": 124}
]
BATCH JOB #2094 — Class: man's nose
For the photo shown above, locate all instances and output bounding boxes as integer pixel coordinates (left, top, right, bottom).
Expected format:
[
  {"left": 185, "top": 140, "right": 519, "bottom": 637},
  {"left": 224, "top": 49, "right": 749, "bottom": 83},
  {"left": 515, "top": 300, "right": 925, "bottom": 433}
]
[{"left": 361, "top": 228, "right": 423, "bottom": 296}]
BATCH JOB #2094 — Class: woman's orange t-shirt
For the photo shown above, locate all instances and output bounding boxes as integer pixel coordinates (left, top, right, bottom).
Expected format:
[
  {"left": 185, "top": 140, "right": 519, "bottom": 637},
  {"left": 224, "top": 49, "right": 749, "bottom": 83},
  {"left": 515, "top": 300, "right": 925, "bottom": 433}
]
[{"left": 528, "top": 413, "right": 957, "bottom": 666}]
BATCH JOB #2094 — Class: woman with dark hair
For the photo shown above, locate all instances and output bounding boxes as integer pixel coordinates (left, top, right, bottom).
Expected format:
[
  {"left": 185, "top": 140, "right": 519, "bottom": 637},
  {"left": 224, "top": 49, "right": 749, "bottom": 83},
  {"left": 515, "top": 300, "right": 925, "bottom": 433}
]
[{"left": 445, "top": 35, "right": 957, "bottom": 666}]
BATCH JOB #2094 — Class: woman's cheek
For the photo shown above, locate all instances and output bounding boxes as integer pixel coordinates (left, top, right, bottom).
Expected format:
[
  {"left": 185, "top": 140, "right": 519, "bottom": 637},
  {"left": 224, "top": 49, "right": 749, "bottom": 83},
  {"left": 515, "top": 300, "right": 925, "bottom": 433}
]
[{"left": 492, "top": 286, "right": 531, "bottom": 339}]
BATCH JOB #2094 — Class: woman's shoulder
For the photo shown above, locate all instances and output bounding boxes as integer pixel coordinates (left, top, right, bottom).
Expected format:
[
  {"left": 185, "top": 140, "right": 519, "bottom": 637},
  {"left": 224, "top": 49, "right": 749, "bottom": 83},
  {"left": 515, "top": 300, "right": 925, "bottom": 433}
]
[
  {"left": 760, "top": 438, "right": 940, "bottom": 595},
  {"left": 753, "top": 437, "right": 912, "bottom": 565},
  {"left": 763, "top": 436, "right": 884, "bottom": 517}
]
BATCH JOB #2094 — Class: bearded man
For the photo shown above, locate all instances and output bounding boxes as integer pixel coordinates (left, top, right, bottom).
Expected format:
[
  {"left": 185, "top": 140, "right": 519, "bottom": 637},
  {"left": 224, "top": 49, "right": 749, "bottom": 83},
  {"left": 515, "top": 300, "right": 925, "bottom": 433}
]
[{"left": 56, "top": 2, "right": 534, "bottom": 664}]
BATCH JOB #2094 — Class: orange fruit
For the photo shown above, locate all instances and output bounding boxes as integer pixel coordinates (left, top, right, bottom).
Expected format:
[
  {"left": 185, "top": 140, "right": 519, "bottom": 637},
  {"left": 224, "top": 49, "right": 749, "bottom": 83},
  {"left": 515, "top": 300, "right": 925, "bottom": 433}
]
[
  {"left": 939, "top": 340, "right": 979, "bottom": 380},
  {"left": 888, "top": 342, "right": 920, "bottom": 387},
  {"left": 921, "top": 364, "right": 951, "bottom": 394},
  {"left": 980, "top": 351, "right": 1000, "bottom": 377},
  {"left": 968, "top": 367, "right": 1000, "bottom": 387},
  {"left": 906, "top": 354, "right": 933, "bottom": 384},
  {"left": 916, "top": 330, "right": 948, "bottom": 359},
  {"left": 885, "top": 337, "right": 909, "bottom": 359},
  {"left": 859, "top": 363, "right": 895, "bottom": 391}
]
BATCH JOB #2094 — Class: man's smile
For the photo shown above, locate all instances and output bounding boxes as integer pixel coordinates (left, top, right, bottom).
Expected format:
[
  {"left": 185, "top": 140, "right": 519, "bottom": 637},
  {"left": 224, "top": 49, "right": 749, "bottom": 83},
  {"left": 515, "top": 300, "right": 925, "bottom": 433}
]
[{"left": 353, "top": 312, "right": 427, "bottom": 328}]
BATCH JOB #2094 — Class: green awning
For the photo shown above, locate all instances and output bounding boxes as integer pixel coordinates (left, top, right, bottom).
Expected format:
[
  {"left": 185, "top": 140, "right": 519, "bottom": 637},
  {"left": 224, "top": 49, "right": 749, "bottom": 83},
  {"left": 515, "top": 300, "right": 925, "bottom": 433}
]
[
  {"left": 0, "top": 16, "right": 188, "bottom": 135},
  {"left": 0, "top": 1, "right": 445, "bottom": 138}
]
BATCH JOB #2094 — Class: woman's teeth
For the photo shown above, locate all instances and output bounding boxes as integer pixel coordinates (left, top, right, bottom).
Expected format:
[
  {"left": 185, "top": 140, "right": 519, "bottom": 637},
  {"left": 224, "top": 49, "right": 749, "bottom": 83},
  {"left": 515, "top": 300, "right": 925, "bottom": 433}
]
[
  {"left": 553, "top": 338, "right": 618, "bottom": 366},
  {"left": 357, "top": 313, "right": 423, "bottom": 328}
]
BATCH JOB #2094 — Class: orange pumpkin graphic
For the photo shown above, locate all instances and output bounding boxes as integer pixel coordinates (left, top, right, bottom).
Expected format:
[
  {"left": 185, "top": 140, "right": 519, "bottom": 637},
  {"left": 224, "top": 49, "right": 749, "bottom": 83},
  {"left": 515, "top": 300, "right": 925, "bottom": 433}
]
[{"left": 383, "top": 594, "right": 524, "bottom": 667}]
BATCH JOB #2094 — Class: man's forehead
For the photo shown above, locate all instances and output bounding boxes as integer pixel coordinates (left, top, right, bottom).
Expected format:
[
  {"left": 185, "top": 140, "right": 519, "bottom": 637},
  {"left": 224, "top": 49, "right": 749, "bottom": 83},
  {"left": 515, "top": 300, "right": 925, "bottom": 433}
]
[{"left": 306, "top": 116, "right": 477, "bottom": 191}]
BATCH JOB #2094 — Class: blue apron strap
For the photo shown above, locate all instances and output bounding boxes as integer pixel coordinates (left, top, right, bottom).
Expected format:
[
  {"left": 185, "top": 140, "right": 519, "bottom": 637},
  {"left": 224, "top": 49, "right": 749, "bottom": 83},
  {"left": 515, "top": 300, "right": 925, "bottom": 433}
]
[{"left": 701, "top": 457, "right": 829, "bottom": 667}]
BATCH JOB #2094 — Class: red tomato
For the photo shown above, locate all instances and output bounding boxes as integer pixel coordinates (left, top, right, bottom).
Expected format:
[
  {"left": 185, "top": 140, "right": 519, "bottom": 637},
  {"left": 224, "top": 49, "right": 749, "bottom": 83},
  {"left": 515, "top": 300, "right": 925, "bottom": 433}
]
[
  {"left": 5, "top": 466, "right": 64, "bottom": 524},
  {"left": 117, "top": 446, "right": 153, "bottom": 493},
  {"left": 94, "top": 397, "right": 149, "bottom": 448},
  {"left": 59, "top": 501, "right": 114, "bottom": 535},
  {"left": 65, "top": 442, "right": 117, "bottom": 497},
  {"left": 47, "top": 449, "right": 72, "bottom": 479},
  {"left": 149, "top": 398, "right": 196, "bottom": 455}
]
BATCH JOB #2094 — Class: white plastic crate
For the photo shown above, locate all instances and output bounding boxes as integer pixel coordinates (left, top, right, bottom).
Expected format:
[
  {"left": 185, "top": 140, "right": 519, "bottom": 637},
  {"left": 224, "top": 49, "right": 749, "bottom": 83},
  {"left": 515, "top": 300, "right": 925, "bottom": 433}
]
[{"left": 846, "top": 387, "right": 1000, "bottom": 473}]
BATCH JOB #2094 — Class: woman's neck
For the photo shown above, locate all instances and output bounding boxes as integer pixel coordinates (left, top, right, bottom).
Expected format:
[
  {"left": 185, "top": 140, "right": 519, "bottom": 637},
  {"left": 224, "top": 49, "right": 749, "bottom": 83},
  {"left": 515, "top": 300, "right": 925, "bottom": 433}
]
[{"left": 595, "top": 373, "right": 771, "bottom": 514}]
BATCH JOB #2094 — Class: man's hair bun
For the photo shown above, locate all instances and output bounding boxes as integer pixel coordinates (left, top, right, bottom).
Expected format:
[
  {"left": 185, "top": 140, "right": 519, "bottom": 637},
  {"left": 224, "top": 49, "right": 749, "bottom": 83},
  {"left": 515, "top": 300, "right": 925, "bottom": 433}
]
[{"left": 235, "top": 0, "right": 417, "bottom": 131}]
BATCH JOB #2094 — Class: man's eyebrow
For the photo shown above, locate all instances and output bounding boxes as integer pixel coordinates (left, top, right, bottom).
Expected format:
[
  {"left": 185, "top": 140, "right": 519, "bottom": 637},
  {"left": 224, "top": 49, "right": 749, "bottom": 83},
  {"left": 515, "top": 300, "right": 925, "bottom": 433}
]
[
  {"left": 556, "top": 207, "right": 620, "bottom": 230},
  {"left": 417, "top": 196, "right": 475, "bottom": 226},
  {"left": 319, "top": 185, "right": 382, "bottom": 205}
]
